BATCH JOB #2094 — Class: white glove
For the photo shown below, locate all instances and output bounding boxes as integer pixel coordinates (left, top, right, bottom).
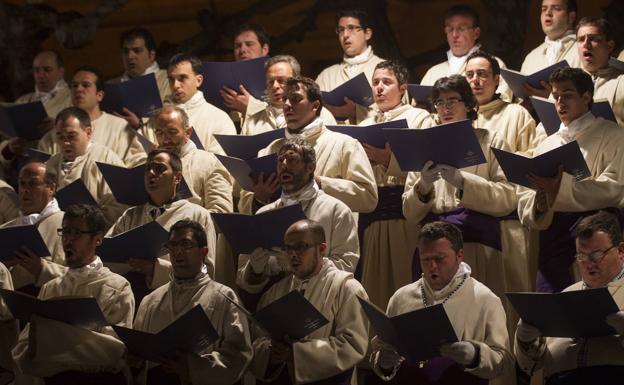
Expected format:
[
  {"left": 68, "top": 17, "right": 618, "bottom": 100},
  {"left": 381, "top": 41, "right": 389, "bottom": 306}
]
[
  {"left": 516, "top": 319, "right": 541, "bottom": 343},
  {"left": 439, "top": 341, "right": 476, "bottom": 366},
  {"left": 249, "top": 247, "right": 270, "bottom": 274},
  {"left": 265, "top": 247, "right": 289, "bottom": 276},
  {"left": 377, "top": 341, "right": 403, "bottom": 370},
  {"left": 417, "top": 160, "right": 440, "bottom": 196},
  {"left": 606, "top": 311, "right": 624, "bottom": 335},
  {"left": 438, "top": 164, "right": 464, "bottom": 189}
]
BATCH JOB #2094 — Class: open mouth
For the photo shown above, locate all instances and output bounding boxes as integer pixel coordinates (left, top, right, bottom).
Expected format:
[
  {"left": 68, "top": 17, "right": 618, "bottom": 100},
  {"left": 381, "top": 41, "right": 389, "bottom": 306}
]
[
  {"left": 279, "top": 173, "right": 293, "bottom": 183},
  {"left": 582, "top": 51, "right": 593, "bottom": 60}
]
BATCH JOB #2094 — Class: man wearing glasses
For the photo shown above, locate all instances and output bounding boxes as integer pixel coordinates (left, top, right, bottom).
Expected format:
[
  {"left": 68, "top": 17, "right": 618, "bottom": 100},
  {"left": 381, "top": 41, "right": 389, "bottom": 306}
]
[
  {"left": 106, "top": 149, "right": 215, "bottom": 301},
  {"left": 130, "top": 220, "right": 252, "bottom": 384},
  {"left": 250, "top": 219, "right": 369, "bottom": 385},
  {"left": 12, "top": 204, "right": 134, "bottom": 383},
  {"left": 315, "top": 8, "right": 385, "bottom": 123},
  {"left": 237, "top": 138, "right": 358, "bottom": 296},
  {"left": 517, "top": 67, "right": 624, "bottom": 293},
  {"left": 420, "top": 5, "right": 512, "bottom": 102},
  {"left": 515, "top": 210, "right": 624, "bottom": 384}
]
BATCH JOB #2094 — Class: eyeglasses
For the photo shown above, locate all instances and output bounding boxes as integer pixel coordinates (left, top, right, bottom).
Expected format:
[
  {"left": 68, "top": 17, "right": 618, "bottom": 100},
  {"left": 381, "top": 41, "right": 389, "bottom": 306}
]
[
  {"left": 283, "top": 242, "right": 320, "bottom": 254},
  {"left": 444, "top": 25, "right": 475, "bottom": 34},
  {"left": 433, "top": 98, "right": 463, "bottom": 110},
  {"left": 18, "top": 179, "right": 48, "bottom": 189},
  {"left": 336, "top": 25, "right": 363, "bottom": 35},
  {"left": 165, "top": 240, "right": 199, "bottom": 253},
  {"left": 57, "top": 228, "right": 97, "bottom": 238},
  {"left": 465, "top": 70, "right": 492, "bottom": 80},
  {"left": 575, "top": 245, "right": 616, "bottom": 263}
]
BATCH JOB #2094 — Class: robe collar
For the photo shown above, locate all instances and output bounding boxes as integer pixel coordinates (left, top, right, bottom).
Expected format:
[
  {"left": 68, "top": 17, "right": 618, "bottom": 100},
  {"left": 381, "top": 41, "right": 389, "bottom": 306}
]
[
  {"left": 373, "top": 102, "right": 412, "bottom": 123},
  {"left": 477, "top": 96, "right": 505, "bottom": 115},
  {"left": 61, "top": 142, "right": 93, "bottom": 172},
  {"left": 285, "top": 117, "right": 324, "bottom": 140},
  {"left": 179, "top": 139, "right": 197, "bottom": 158},
  {"left": 447, "top": 44, "right": 480, "bottom": 75},
  {"left": 65, "top": 256, "right": 104, "bottom": 281},
  {"left": 34, "top": 80, "right": 69, "bottom": 103},
  {"left": 544, "top": 31, "right": 575, "bottom": 65},
  {"left": 557, "top": 111, "right": 595, "bottom": 143},
  {"left": 176, "top": 90, "right": 206, "bottom": 111},
  {"left": 170, "top": 264, "right": 210, "bottom": 291},
  {"left": 278, "top": 180, "right": 319, "bottom": 208},
  {"left": 16, "top": 199, "right": 60, "bottom": 226},
  {"left": 120, "top": 61, "right": 160, "bottom": 82},
  {"left": 421, "top": 262, "right": 472, "bottom": 304},
  {"left": 292, "top": 258, "right": 331, "bottom": 292}
]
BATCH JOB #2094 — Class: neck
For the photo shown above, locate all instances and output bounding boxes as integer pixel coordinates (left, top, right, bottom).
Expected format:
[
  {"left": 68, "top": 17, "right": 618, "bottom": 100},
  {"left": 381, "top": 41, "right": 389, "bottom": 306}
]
[
  {"left": 73, "top": 255, "right": 97, "bottom": 269},
  {"left": 150, "top": 192, "right": 175, "bottom": 207},
  {"left": 87, "top": 106, "right": 102, "bottom": 122}
]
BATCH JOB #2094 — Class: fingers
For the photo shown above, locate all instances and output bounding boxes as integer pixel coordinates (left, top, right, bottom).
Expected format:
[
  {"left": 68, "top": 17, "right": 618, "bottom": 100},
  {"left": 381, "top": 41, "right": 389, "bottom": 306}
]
[{"left": 239, "top": 84, "right": 250, "bottom": 95}]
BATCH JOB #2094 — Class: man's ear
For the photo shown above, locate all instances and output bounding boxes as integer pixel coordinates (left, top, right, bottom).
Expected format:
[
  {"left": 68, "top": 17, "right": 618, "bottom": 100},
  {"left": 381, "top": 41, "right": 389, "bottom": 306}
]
[
  {"left": 149, "top": 49, "right": 156, "bottom": 63},
  {"left": 96, "top": 89, "right": 104, "bottom": 103},
  {"left": 85, "top": 126, "right": 93, "bottom": 139},
  {"left": 174, "top": 172, "right": 182, "bottom": 185},
  {"left": 195, "top": 73, "right": 204, "bottom": 88},
  {"left": 311, "top": 99, "right": 321, "bottom": 115}
]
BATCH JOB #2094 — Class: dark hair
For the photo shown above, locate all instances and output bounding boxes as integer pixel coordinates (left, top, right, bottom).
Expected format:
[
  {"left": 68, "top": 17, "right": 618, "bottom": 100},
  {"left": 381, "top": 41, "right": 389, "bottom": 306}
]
[
  {"left": 120, "top": 27, "right": 157, "bottom": 52},
  {"left": 170, "top": 219, "right": 208, "bottom": 248},
  {"left": 63, "top": 204, "right": 108, "bottom": 234},
  {"left": 278, "top": 137, "right": 316, "bottom": 165},
  {"left": 36, "top": 50, "right": 64, "bottom": 68},
  {"left": 55, "top": 106, "right": 91, "bottom": 129},
  {"left": 432, "top": 75, "right": 479, "bottom": 121},
  {"left": 336, "top": 8, "right": 372, "bottom": 30},
  {"left": 419, "top": 221, "right": 463, "bottom": 253},
  {"left": 375, "top": 60, "right": 409, "bottom": 85},
  {"left": 466, "top": 50, "right": 501, "bottom": 76},
  {"left": 73, "top": 65, "right": 105, "bottom": 92},
  {"left": 575, "top": 211, "right": 623, "bottom": 246},
  {"left": 232, "top": 22, "right": 270, "bottom": 47},
  {"left": 549, "top": 67, "right": 594, "bottom": 107},
  {"left": 576, "top": 16, "right": 615, "bottom": 43},
  {"left": 285, "top": 77, "right": 323, "bottom": 117},
  {"left": 286, "top": 219, "right": 326, "bottom": 244},
  {"left": 168, "top": 53, "right": 203, "bottom": 75},
  {"left": 565, "top": 0, "right": 578, "bottom": 26},
  {"left": 444, "top": 4, "right": 480, "bottom": 28},
  {"left": 147, "top": 149, "right": 183, "bottom": 174}
]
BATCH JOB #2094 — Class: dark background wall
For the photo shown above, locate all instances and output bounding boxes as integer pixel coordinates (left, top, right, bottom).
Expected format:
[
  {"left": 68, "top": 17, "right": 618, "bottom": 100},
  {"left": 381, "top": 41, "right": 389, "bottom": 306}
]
[{"left": 1, "top": 0, "right": 620, "bottom": 101}]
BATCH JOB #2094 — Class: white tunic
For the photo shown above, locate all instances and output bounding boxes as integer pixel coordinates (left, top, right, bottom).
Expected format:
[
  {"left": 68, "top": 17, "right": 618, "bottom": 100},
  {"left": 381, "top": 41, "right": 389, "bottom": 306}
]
[
  {"left": 521, "top": 35, "right": 580, "bottom": 74},
  {"left": 15, "top": 84, "right": 72, "bottom": 118},
  {"left": 0, "top": 179, "right": 19, "bottom": 225},
  {"left": 476, "top": 98, "right": 538, "bottom": 155},
  {"left": 590, "top": 65, "right": 624, "bottom": 127}
]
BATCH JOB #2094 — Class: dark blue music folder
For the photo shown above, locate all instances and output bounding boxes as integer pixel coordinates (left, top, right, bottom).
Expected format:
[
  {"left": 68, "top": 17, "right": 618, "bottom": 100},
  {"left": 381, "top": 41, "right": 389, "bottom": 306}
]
[
  {"left": 0, "top": 288, "right": 108, "bottom": 329},
  {"left": 408, "top": 84, "right": 434, "bottom": 104},
  {"left": 55, "top": 179, "right": 98, "bottom": 210},
  {"left": 0, "top": 224, "right": 51, "bottom": 261},
  {"left": 98, "top": 221, "right": 169, "bottom": 263},
  {"left": 101, "top": 73, "right": 163, "bottom": 117},
  {"left": 383, "top": 119, "right": 486, "bottom": 171},
  {"left": 215, "top": 153, "right": 278, "bottom": 192},
  {"left": 327, "top": 119, "right": 408, "bottom": 149},
  {"left": 201, "top": 56, "right": 268, "bottom": 111},
  {"left": 214, "top": 129, "right": 284, "bottom": 160},
  {"left": 113, "top": 305, "right": 219, "bottom": 362},
  {"left": 500, "top": 60, "right": 569, "bottom": 99},
  {"left": 212, "top": 204, "right": 306, "bottom": 255},
  {"left": 491, "top": 141, "right": 590, "bottom": 188},
  {"left": 530, "top": 96, "right": 617, "bottom": 136},
  {"left": 0, "top": 101, "right": 48, "bottom": 140},
  {"left": 321, "top": 73, "right": 374, "bottom": 107}
]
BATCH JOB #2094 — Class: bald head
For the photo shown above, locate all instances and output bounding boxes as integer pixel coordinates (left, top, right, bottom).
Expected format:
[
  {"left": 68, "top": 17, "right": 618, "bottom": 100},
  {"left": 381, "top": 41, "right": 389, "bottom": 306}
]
[
  {"left": 33, "top": 51, "right": 65, "bottom": 93},
  {"left": 18, "top": 162, "right": 57, "bottom": 215},
  {"left": 152, "top": 105, "right": 192, "bottom": 153},
  {"left": 284, "top": 219, "right": 327, "bottom": 279},
  {"left": 285, "top": 219, "right": 326, "bottom": 245}
]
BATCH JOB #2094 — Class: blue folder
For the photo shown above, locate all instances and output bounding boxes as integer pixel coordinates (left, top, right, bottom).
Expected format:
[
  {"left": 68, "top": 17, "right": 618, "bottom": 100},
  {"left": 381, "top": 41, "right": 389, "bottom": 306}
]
[
  {"left": 358, "top": 297, "right": 458, "bottom": 363},
  {"left": 327, "top": 119, "right": 409, "bottom": 149},
  {"left": 212, "top": 204, "right": 306, "bottom": 255},
  {"left": 500, "top": 60, "right": 569, "bottom": 99},
  {"left": 0, "top": 101, "right": 48, "bottom": 140},
  {"left": 55, "top": 179, "right": 98, "bottom": 210},
  {"left": 321, "top": 73, "right": 374, "bottom": 107},
  {"left": 215, "top": 153, "right": 278, "bottom": 192},
  {"left": 98, "top": 221, "right": 169, "bottom": 263},
  {"left": 189, "top": 129, "right": 205, "bottom": 151},
  {"left": 25, "top": 148, "right": 51, "bottom": 163},
  {"left": 383, "top": 119, "right": 486, "bottom": 171},
  {"left": 201, "top": 56, "right": 268, "bottom": 111},
  {"left": 0, "top": 288, "right": 108, "bottom": 329},
  {"left": 101, "top": 73, "right": 163, "bottom": 117},
  {"left": 491, "top": 141, "right": 591, "bottom": 188},
  {"left": 214, "top": 129, "right": 284, "bottom": 160},
  {"left": 0, "top": 224, "right": 51, "bottom": 261},
  {"left": 530, "top": 96, "right": 617, "bottom": 136},
  {"left": 113, "top": 305, "right": 218, "bottom": 362},
  {"left": 506, "top": 288, "right": 619, "bottom": 338},
  {"left": 408, "top": 84, "right": 434, "bottom": 104}
]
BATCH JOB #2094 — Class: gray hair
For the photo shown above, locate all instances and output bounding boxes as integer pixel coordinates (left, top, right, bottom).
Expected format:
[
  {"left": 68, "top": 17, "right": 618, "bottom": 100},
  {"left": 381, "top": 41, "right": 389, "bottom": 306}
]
[
  {"left": 265, "top": 55, "right": 301, "bottom": 77},
  {"left": 151, "top": 105, "right": 190, "bottom": 129}
]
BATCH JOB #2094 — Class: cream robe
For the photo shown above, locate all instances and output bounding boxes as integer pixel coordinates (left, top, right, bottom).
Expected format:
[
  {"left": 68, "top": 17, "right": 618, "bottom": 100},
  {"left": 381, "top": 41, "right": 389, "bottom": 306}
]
[
  {"left": 515, "top": 278, "right": 624, "bottom": 379},
  {"left": 0, "top": 262, "right": 18, "bottom": 371},
  {"left": 517, "top": 116, "right": 624, "bottom": 230},
  {"left": 590, "top": 65, "right": 624, "bottom": 127},
  {"left": 133, "top": 273, "right": 252, "bottom": 385},
  {"left": 179, "top": 141, "right": 233, "bottom": 213},
  {"left": 357, "top": 103, "right": 433, "bottom": 309},
  {"left": 15, "top": 85, "right": 72, "bottom": 118},
  {"left": 251, "top": 259, "right": 369, "bottom": 384},
  {"left": 237, "top": 189, "right": 359, "bottom": 294},
  {"left": 108, "top": 68, "right": 172, "bottom": 103},
  {"left": 45, "top": 142, "right": 128, "bottom": 224},
  {"left": 107, "top": 199, "right": 217, "bottom": 286},
  {"left": 12, "top": 265, "right": 134, "bottom": 379},
  {"left": 421, "top": 56, "right": 513, "bottom": 103},
  {"left": 238, "top": 125, "right": 378, "bottom": 214},
  {"left": 402, "top": 129, "right": 519, "bottom": 332},
  {"left": 241, "top": 97, "right": 337, "bottom": 136},
  {"left": 476, "top": 98, "right": 538, "bottom": 156},
  {"left": 38, "top": 111, "right": 147, "bottom": 167},
  {"left": 2, "top": 211, "right": 67, "bottom": 289},
  {"left": 0, "top": 180, "right": 18, "bottom": 225},
  {"left": 520, "top": 38, "right": 581, "bottom": 74},
  {"left": 370, "top": 268, "right": 514, "bottom": 384}
]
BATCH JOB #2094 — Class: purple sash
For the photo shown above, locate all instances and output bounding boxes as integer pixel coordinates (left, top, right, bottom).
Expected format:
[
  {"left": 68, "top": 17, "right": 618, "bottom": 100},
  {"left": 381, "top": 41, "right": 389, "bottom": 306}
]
[{"left": 390, "top": 357, "right": 487, "bottom": 385}]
